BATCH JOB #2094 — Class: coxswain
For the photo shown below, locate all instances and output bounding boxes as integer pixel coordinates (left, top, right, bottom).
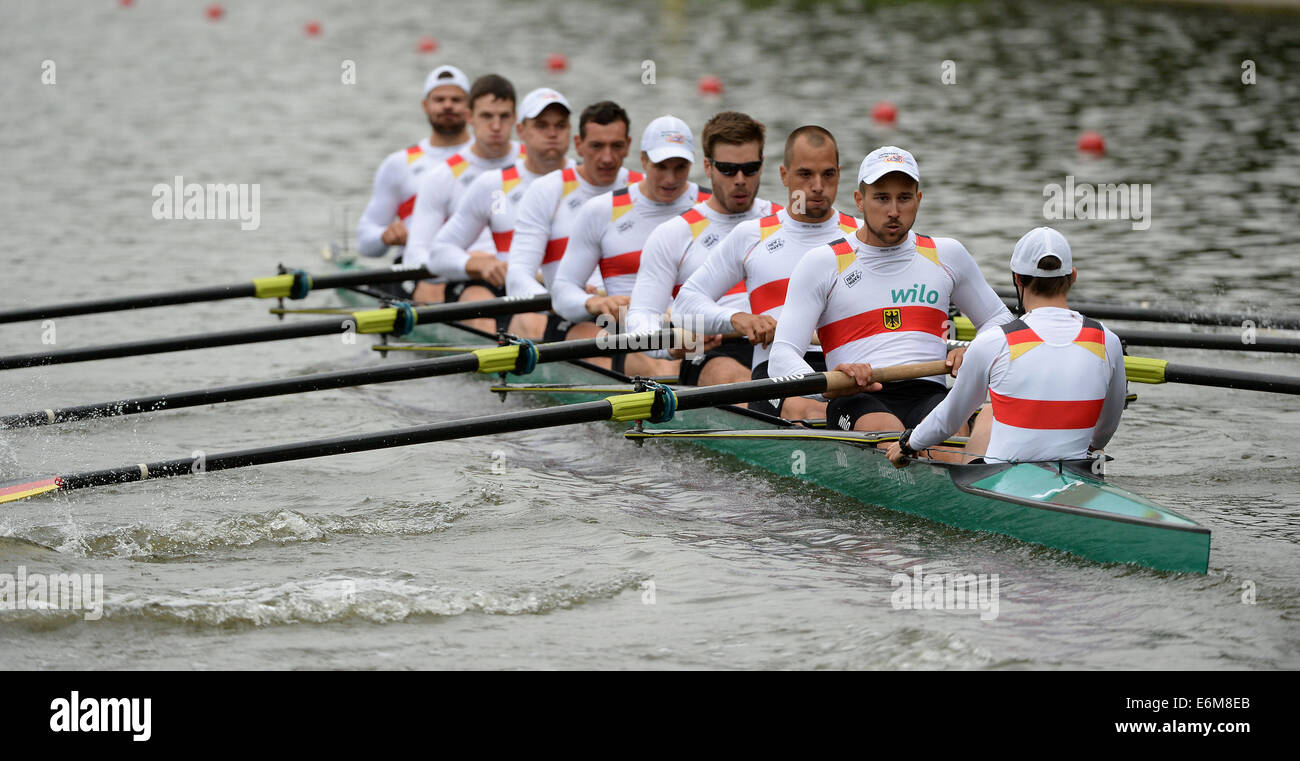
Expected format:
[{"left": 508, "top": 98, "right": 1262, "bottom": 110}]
[{"left": 886, "top": 227, "right": 1126, "bottom": 466}]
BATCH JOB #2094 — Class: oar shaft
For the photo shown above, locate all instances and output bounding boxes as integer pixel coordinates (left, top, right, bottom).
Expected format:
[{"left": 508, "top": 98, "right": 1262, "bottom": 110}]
[
  {"left": 993, "top": 290, "right": 1300, "bottom": 330},
  {"left": 1164, "top": 365, "right": 1300, "bottom": 395},
  {"left": 0, "top": 268, "right": 434, "bottom": 324},
  {"left": 0, "top": 294, "right": 551, "bottom": 370},
  {"left": 1118, "top": 329, "right": 1300, "bottom": 353}
]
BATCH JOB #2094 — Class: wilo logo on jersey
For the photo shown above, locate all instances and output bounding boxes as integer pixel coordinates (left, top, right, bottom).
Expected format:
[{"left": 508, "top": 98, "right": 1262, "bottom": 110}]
[
  {"left": 594, "top": 311, "right": 711, "bottom": 358},
  {"left": 151, "top": 176, "right": 261, "bottom": 231},
  {"left": 890, "top": 283, "right": 940, "bottom": 304},
  {"left": 891, "top": 564, "right": 999, "bottom": 621},
  {"left": 0, "top": 565, "right": 104, "bottom": 621},
  {"left": 1042, "top": 175, "right": 1151, "bottom": 231}
]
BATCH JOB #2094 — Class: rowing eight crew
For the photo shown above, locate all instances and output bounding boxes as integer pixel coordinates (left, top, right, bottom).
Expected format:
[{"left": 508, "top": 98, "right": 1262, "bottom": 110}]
[{"left": 357, "top": 66, "right": 1127, "bottom": 465}]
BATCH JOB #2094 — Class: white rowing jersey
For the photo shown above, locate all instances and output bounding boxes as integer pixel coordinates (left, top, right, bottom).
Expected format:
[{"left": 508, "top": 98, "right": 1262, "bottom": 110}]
[
  {"left": 675, "top": 209, "right": 860, "bottom": 368},
  {"left": 356, "top": 137, "right": 471, "bottom": 258},
  {"left": 402, "top": 142, "right": 525, "bottom": 270},
  {"left": 427, "top": 157, "right": 577, "bottom": 280},
  {"left": 506, "top": 166, "right": 644, "bottom": 298},
  {"left": 551, "top": 182, "right": 709, "bottom": 323},
  {"left": 910, "top": 307, "right": 1126, "bottom": 462},
  {"left": 626, "top": 197, "right": 780, "bottom": 342},
  {"left": 769, "top": 230, "right": 1013, "bottom": 386}
]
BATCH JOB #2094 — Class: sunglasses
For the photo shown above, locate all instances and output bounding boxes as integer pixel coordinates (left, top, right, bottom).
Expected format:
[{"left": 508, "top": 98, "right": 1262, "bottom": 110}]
[{"left": 711, "top": 159, "right": 763, "bottom": 177}]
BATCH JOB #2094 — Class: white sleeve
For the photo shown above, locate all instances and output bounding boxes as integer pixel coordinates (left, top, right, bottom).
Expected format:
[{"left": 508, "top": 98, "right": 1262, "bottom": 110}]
[
  {"left": 1090, "top": 328, "right": 1128, "bottom": 450},
  {"left": 940, "top": 239, "right": 1014, "bottom": 332},
  {"left": 626, "top": 218, "right": 686, "bottom": 357},
  {"left": 402, "top": 167, "right": 451, "bottom": 270},
  {"left": 357, "top": 154, "right": 402, "bottom": 258},
  {"left": 429, "top": 172, "right": 493, "bottom": 280},
  {"left": 674, "top": 223, "right": 754, "bottom": 335},
  {"left": 910, "top": 330, "right": 1000, "bottom": 450},
  {"left": 769, "top": 246, "right": 834, "bottom": 384},
  {"left": 506, "top": 176, "right": 554, "bottom": 298},
  {"left": 551, "top": 197, "right": 606, "bottom": 323}
]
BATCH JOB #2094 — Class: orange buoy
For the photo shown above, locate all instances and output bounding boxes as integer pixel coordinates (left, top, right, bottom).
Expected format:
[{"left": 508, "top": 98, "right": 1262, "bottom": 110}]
[
  {"left": 1078, "top": 131, "right": 1106, "bottom": 156},
  {"left": 305, "top": 21, "right": 322, "bottom": 37},
  {"left": 417, "top": 35, "right": 438, "bottom": 53},
  {"left": 546, "top": 53, "right": 568, "bottom": 72},
  {"left": 697, "top": 75, "right": 723, "bottom": 95},
  {"left": 205, "top": 3, "right": 224, "bottom": 21},
  {"left": 872, "top": 101, "right": 897, "bottom": 124}
]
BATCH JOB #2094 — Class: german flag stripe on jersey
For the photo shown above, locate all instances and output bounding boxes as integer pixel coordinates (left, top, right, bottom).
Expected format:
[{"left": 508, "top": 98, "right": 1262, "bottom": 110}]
[
  {"left": 837, "top": 212, "right": 858, "bottom": 235},
  {"left": 492, "top": 230, "right": 514, "bottom": 253},
  {"left": 1003, "top": 321, "right": 1043, "bottom": 361},
  {"left": 405, "top": 145, "right": 424, "bottom": 164},
  {"left": 611, "top": 188, "right": 634, "bottom": 221},
  {"left": 830, "top": 238, "right": 855, "bottom": 273},
  {"left": 542, "top": 237, "right": 568, "bottom": 264},
  {"left": 446, "top": 153, "right": 468, "bottom": 178},
  {"left": 396, "top": 194, "right": 417, "bottom": 220},
  {"left": 748, "top": 278, "right": 789, "bottom": 315},
  {"left": 1075, "top": 320, "right": 1107, "bottom": 360},
  {"left": 628, "top": 171, "right": 644, "bottom": 183},
  {"left": 599, "top": 250, "right": 641, "bottom": 279},
  {"left": 817, "top": 305, "right": 948, "bottom": 353},
  {"left": 989, "top": 390, "right": 1105, "bottom": 430},
  {"left": 681, "top": 208, "right": 709, "bottom": 239},
  {"left": 915, "top": 234, "right": 941, "bottom": 267},
  {"left": 671, "top": 280, "right": 745, "bottom": 299},
  {"left": 697, "top": 189, "right": 712, "bottom": 202},
  {"left": 561, "top": 168, "right": 579, "bottom": 197},
  {"left": 759, "top": 214, "right": 782, "bottom": 241},
  {"left": 501, "top": 166, "right": 520, "bottom": 194}
]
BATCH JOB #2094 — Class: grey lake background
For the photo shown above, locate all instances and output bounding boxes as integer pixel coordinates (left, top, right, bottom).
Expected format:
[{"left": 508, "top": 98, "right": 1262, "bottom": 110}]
[{"left": 0, "top": 0, "right": 1296, "bottom": 669}]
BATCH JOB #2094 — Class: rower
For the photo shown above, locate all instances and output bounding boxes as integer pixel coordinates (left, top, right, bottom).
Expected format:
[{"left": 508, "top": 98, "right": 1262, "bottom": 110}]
[
  {"left": 551, "top": 115, "right": 709, "bottom": 376},
  {"left": 506, "top": 101, "right": 643, "bottom": 344},
  {"left": 674, "top": 125, "right": 859, "bottom": 417},
  {"left": 404, "top": 74, "right": 526, "bottom": 303},
  {"left": 626, "top": 111, "right": 780, "bottom": 386},
  {"left": 886, "top": 227, "right": 1127, "bottom": 466},
  {"left": 427, "top": 88, "right": 576, "bottom": 336},
  {"left": 768, "top": 146, "right": 1013, "bottom": 451},
  {"left": 355, "top": 65, "right": 472, "bottom": 264}
]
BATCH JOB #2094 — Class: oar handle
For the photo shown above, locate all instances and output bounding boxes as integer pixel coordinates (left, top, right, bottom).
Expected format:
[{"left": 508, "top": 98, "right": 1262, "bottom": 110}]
[{"left": 824, "top": 360, "right": 949, "bottom": 392}]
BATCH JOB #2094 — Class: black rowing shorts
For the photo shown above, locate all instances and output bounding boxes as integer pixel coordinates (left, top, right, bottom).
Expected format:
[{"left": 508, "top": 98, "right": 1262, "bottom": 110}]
[
  {"left": 826, "top": 378, "right": 948, "bottom": 431},
  {"left": 677, "top": 338, "right": 755, "bottom": 386},
  {"left": 748, "top": 352, "right": 827, "bottom": 417}
]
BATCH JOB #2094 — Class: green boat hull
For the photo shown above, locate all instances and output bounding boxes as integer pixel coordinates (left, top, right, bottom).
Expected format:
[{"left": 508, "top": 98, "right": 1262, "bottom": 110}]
[{"left": 331, "top": 266, "right": 1211, "bottom": 573}]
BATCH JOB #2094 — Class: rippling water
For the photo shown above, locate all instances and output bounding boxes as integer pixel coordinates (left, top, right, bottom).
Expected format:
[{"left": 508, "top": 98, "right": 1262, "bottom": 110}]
[{"left": 0, "top": 0, "right": 1297, "bottom": 669}]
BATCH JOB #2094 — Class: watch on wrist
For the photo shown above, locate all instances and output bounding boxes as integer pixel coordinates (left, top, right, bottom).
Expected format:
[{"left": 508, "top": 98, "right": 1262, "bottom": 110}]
[{"left": 897, "top": 428, "right": 917, "bottom": 457}]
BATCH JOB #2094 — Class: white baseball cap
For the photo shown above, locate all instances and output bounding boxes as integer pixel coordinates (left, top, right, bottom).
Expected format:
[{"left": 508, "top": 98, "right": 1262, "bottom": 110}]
[
  {"left": 517, "top": 87, "right": 571, "bottom": 124},
  {"left": 1011, "top": 227, "right": 1073, "bottom": 277},
  {"left": 423, "top": 65, "right": 471, "bottom": 98},
  {"left": 857, "top": 145, "right": 920, "bottom": 185},
  {"left": 641, "top": 115, "right": 695, "bottom": 164}
]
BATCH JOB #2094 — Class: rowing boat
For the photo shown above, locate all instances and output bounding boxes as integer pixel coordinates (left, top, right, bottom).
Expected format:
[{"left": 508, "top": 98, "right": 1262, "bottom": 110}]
[{"left": 329, "top": 260, "right": 1212, "bottom": 574}]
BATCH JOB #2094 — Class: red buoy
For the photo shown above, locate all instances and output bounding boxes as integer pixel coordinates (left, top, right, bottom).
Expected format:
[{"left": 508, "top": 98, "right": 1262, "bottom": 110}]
[
  {"left": 697, "top": 75, "right": 723, "bottom": 95},
  {"left": 546, "top": 53, "right": 568, "bottom": 72},
  {"left": 1078, "top": 131, "right": 1106, "bottom": 156},
  {"left": 417, "top": 35, "right": 438, "bottom": 53},
  {"left": 119, "top": 0, "right": 133, "bottom": 7},
  {"left": 305, "top": 21, "right": 322, "bottom": 37},
  {"left": 872, "top": 101, "right": 898, "bottom": 124},
  {"left": 205, "top": 3, "right": 224, "bottom": 21}
]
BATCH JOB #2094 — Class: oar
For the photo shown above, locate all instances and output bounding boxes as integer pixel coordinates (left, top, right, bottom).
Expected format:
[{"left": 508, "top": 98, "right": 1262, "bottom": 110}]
[
  {"left": 949, "top": 316, "right": 1300, "bottom": 352},
  {"left": 0, "top": 295, "right": 551, "bottom": 371},
  {"left": 0, "top": 330, "right": 677, "bottom": 428},
  {"left": 1124, "top": 356, "right": 1300, "bottom": 394},
  {"left": 0, "top": 266, "right": 435, "bottom": 324},
  {"left": 0, "top": 363, "right": 946, "bottom": 505},
  {"left": 990, "top": 289, "right": 1300, "bottom": 330}
]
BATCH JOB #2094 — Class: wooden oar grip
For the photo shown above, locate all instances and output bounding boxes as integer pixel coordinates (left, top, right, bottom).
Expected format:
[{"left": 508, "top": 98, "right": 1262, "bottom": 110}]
[{"left": 824, "top": 360, "right": 949, "bottom": 392}]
